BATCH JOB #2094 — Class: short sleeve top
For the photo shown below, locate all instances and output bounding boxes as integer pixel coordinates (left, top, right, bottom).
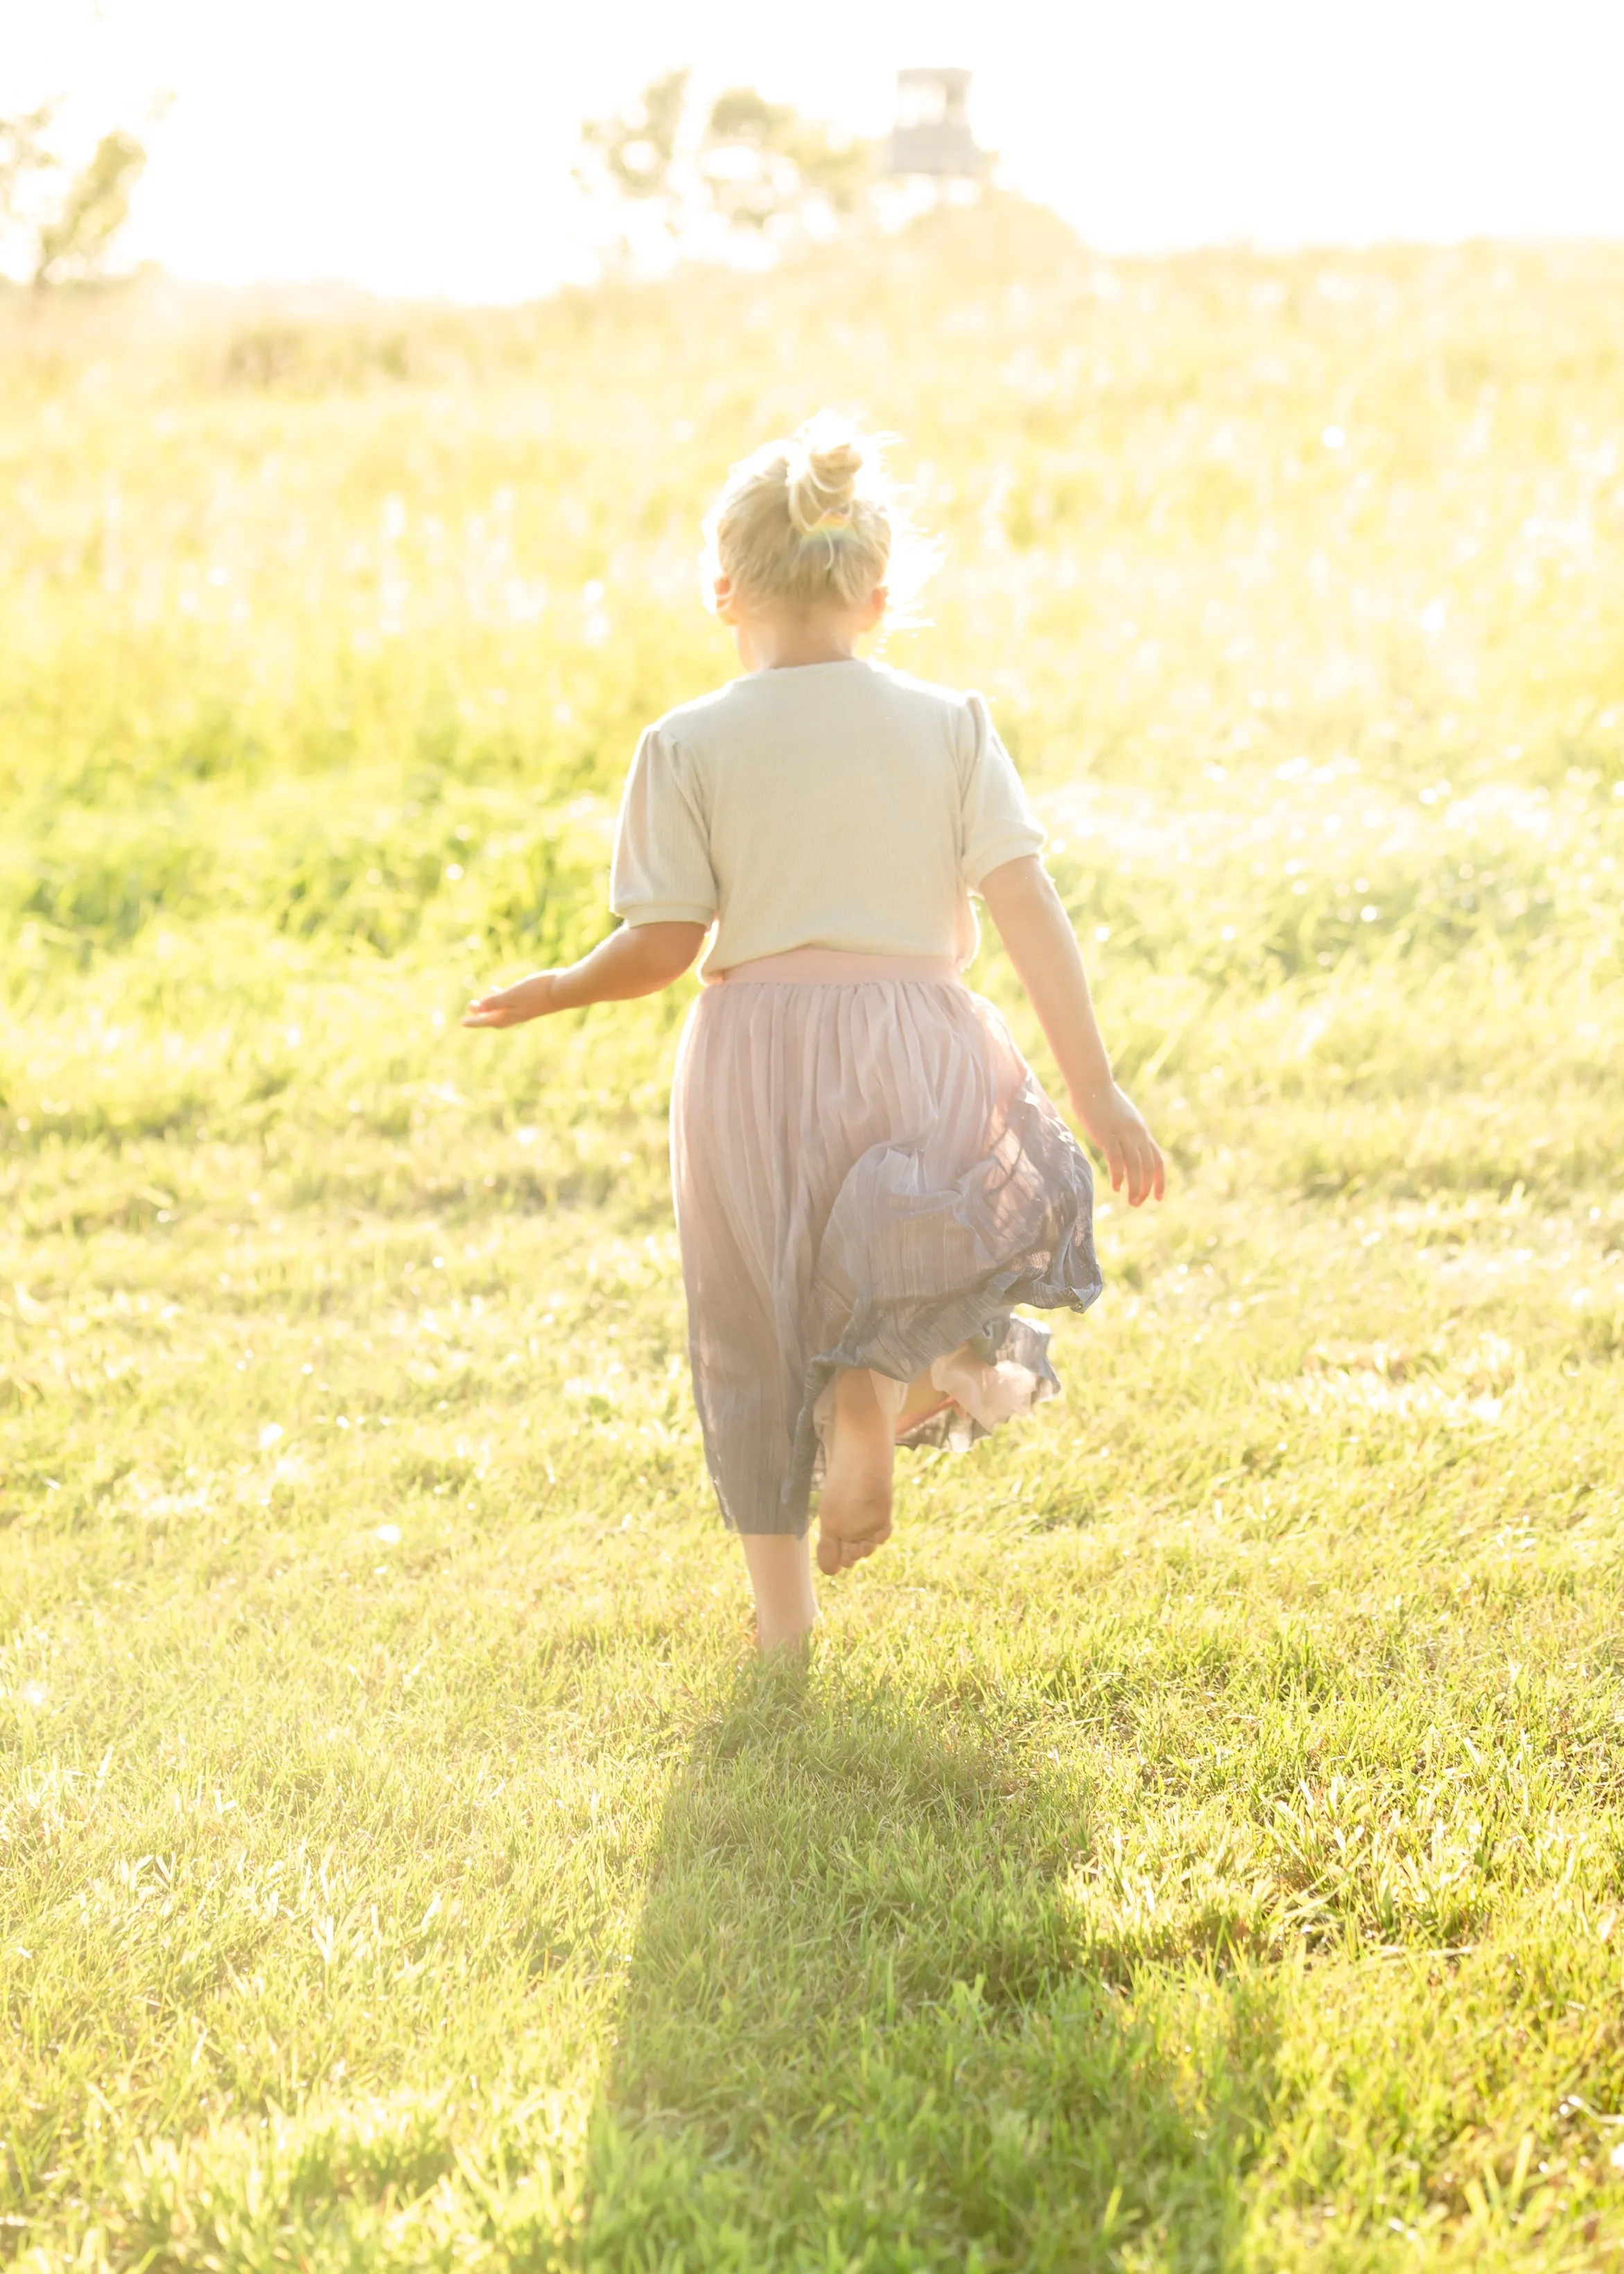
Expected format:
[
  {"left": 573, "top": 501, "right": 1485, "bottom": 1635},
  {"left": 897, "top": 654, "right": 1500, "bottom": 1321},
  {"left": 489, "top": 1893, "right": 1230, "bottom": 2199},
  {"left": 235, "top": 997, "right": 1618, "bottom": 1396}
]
[{"left": 609, "top": 659, "right": 1044, "bottom": 971}]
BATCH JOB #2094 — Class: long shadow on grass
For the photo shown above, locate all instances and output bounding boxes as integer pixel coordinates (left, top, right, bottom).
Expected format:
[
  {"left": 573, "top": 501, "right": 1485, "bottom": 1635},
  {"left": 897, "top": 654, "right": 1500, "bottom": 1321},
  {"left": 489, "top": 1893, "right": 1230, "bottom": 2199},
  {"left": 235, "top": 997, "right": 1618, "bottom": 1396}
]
[{"left": 584, "top": 1655, "right": 1277, "bottom": 2272}]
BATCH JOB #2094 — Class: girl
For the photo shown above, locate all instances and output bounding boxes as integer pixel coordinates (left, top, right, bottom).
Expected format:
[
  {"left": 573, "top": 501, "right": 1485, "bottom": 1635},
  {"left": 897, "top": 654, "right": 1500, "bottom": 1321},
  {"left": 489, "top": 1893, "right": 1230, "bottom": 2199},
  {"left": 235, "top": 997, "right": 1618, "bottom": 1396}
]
[{"left": 465, "top": 415, "right": 1164, "bottom": 1650}]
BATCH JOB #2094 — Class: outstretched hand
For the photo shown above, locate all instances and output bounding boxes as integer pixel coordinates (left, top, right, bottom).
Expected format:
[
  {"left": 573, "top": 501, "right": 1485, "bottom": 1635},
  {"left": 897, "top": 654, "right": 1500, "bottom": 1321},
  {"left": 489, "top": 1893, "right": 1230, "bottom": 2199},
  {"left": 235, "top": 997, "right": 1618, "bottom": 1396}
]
[
  {"left": 460, "top": 923, "right": 706, "bottom": 1031},
  {"left": 1068, "top": 1079, "right": 1166, "bottom": 1207},
  {"left": 462, "top": 973, "right": 558, "bottom": 1029}
]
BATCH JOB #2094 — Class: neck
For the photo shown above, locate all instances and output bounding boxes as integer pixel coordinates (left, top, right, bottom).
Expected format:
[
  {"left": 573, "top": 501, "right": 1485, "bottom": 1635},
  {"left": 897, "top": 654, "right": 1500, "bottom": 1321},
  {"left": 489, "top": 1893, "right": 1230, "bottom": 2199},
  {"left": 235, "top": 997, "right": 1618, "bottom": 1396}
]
[{"left": 736, "top": 611, "right": 864, "bottom": 672}]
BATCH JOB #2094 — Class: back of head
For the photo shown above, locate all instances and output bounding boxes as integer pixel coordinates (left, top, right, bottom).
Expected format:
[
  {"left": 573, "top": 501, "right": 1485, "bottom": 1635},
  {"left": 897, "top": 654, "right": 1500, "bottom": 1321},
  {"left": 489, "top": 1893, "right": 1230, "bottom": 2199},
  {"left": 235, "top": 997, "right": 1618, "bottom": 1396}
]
[{"left": 701, "top": 411, "right": 936, "bottom": 618}]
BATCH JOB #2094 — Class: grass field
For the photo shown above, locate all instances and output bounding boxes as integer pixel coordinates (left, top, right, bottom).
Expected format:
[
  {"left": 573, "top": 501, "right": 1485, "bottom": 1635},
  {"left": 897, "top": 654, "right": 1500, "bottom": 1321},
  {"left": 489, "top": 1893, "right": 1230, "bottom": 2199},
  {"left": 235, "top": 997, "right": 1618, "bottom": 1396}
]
[{"left": 3, "top": 200, "right": 1624, "bottom": 2269}]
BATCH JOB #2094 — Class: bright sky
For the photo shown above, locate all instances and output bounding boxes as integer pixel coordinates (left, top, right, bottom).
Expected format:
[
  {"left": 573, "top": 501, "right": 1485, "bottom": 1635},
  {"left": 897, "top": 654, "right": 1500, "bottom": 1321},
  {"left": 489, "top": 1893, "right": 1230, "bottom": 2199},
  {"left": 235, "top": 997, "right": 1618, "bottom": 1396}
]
[{"left": 6, "top": 0, "right": 1623, "bottom": 299}]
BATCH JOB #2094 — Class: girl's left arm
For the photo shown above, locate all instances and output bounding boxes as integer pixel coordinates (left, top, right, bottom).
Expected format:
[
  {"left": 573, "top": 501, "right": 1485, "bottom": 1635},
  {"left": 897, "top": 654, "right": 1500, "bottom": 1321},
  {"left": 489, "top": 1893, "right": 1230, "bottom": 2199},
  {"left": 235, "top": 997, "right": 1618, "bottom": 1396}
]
[
  {"left": 979, "top": 856, "right": 1165, "bottom": 1206},
  {"left": 462, "top": 921, "right": 708, "bottom": 1027}
]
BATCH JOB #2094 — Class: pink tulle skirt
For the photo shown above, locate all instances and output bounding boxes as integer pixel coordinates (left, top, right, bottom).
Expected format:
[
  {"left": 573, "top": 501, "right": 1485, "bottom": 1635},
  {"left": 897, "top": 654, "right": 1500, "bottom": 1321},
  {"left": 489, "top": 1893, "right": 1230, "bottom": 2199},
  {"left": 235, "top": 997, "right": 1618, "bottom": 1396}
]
[{"left": 670, "top": 951, "right": 1101, "bottom": 1536}]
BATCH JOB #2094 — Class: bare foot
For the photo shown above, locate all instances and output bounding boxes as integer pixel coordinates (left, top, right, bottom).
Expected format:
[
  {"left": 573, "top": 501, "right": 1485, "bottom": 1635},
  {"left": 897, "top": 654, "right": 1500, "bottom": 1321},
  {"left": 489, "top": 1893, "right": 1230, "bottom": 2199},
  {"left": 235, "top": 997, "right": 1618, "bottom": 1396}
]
[{"left": 817, "top": 1368, "right": 895, "bottom": 1575}]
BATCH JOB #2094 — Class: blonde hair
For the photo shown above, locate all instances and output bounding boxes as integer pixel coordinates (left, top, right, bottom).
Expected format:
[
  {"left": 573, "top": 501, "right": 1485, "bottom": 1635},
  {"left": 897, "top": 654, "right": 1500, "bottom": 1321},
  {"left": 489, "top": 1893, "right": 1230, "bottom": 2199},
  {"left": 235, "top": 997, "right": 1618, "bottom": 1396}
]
[{"left": 699, "top": 411, "right": 938, "bottom": 620}]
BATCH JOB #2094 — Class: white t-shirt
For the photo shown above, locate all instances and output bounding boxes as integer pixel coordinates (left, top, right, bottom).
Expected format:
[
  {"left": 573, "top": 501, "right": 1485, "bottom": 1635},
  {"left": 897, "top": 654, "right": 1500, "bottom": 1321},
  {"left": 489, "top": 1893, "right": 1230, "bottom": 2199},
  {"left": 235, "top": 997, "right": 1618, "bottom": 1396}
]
[{"left": 609, "top": 659, "right": 1045, "bottom": 972}]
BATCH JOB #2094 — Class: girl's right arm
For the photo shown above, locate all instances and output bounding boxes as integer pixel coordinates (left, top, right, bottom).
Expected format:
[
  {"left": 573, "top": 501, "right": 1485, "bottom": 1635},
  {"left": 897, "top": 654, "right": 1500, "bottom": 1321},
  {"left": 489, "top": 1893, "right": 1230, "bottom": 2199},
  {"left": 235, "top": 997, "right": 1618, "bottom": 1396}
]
[
  {"left": 979, "top": 856, "right": 1165, "bottom": 1207},
  {"left": 462, "top": 920, "right": 708, "bottom": 1028}
]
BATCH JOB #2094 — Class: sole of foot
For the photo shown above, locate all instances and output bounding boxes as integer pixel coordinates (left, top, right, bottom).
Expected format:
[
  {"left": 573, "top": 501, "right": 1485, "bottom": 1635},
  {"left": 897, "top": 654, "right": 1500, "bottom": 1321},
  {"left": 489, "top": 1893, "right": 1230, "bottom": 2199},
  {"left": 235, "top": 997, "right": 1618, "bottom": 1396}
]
[{"left": 817, "top": 1368, "right": 896, "bottom": 1576}]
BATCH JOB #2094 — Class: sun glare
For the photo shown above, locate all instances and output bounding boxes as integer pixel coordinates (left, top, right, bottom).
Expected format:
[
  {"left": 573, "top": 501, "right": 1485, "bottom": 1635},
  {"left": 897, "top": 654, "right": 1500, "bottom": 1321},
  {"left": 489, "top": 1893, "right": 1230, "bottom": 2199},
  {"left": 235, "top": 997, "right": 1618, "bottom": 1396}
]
[{"left": 5, "top": 0, "right": 1624, "bottom": 297}]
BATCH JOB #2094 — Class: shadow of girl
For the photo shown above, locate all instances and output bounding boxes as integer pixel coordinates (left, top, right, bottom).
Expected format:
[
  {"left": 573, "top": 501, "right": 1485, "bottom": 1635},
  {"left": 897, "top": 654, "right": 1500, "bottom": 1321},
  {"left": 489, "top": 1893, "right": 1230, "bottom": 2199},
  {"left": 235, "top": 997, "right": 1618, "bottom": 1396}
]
[{"left": 582, "top": 1655, "right": 1270, "bottom": 2271}]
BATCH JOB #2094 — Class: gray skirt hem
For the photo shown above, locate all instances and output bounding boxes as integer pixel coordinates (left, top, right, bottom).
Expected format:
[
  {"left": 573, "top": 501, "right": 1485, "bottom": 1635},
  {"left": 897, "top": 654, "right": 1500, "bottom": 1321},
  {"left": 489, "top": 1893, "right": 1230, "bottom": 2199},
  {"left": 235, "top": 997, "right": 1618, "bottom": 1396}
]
[
  {"left": 716, "top": 1260, "right": 1101, "bottom": 1538},
  {"left": 672, "top": 975, "right": 1101, "bottom": 1540}
]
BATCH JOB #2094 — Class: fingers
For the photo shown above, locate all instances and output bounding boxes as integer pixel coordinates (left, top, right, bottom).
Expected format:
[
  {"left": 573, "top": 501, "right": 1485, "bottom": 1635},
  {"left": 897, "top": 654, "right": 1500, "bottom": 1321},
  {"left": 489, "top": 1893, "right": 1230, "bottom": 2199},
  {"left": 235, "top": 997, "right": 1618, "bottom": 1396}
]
[
  {"left": 1091, "top": 1120, "right": 1167, "bottom": 1206},
  {"left": 1112, "top": 1126, "right": 1167, "bottom": 1207},
  {"left": 1096, "top": 1110, "right": 1167, "bottom": 1208},
  {"left": 1104, "top": 1135, "right": 1127, "bottom": 1194}
]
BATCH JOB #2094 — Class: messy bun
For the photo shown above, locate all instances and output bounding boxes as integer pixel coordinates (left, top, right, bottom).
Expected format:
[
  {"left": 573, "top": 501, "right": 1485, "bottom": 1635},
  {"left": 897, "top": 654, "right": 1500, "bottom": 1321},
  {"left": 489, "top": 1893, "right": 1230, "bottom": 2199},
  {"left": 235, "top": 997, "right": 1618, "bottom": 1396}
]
[
  {"left": 699, "top": 410, "right": 938, "bottom": 622},
  {"left": 785, "top": 424, "right": 864, "bottom": 537}
]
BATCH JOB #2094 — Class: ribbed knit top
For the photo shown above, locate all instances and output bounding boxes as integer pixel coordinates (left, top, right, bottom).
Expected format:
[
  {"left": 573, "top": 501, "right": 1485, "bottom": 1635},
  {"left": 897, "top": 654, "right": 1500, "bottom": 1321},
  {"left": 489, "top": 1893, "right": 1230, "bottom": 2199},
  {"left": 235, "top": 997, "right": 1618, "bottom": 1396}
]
[{"left": 609, "top": 659, "right": 1044, "bottom": 972}]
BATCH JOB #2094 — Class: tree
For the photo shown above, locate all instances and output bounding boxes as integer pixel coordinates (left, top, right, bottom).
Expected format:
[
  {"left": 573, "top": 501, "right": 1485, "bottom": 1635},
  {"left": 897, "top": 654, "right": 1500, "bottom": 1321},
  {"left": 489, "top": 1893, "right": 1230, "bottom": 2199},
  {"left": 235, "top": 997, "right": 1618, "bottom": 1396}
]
[
  {"left": 0, "top": 105, "right": 58, "bottom": 221},
  {"left": 0, "top": 101, "right": 149, "bottom": 288},
  {"left": 575, "top": 72, "right": 878, "bottom": 260},
  {"left": 699, "top": 87, "right": 875, "bottom": 235},
  {"left": 33, "top": 129, "right": 147, "bottom": 287},
  {"left": 575, "top": 67, "right": 692, "bottom": 219}
]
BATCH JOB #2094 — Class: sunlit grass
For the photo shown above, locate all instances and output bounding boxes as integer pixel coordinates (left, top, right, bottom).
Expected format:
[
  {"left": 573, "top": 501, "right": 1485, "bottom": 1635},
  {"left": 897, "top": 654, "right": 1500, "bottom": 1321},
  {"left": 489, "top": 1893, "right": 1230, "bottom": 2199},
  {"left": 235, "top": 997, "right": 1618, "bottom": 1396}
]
[{"left": 3, "top": 205, "right": 1624, "bottom": 2269}]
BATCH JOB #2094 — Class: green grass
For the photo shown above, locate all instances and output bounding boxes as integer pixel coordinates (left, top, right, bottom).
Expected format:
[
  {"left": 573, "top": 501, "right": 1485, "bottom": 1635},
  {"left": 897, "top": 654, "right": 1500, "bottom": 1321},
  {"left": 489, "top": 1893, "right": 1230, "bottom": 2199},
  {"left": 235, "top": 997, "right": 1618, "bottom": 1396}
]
[{"left": 3, "top": 202, "right": 1624, "bottom": 2268}]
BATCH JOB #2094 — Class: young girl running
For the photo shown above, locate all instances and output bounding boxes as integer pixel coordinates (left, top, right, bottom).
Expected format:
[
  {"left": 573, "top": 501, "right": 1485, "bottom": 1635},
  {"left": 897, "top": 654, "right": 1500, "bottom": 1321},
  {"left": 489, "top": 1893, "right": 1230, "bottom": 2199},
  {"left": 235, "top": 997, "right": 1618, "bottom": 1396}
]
[{"left": 465, "top": 415, "right": 1164, "bottom": 1649}]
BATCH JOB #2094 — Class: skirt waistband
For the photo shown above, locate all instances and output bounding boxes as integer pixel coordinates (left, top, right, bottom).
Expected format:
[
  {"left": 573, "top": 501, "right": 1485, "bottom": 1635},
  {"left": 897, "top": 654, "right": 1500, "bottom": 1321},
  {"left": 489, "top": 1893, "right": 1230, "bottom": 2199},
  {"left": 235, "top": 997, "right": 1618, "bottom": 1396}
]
[{"left": 707, "top": 948, "right": 964, "bottom": 987}]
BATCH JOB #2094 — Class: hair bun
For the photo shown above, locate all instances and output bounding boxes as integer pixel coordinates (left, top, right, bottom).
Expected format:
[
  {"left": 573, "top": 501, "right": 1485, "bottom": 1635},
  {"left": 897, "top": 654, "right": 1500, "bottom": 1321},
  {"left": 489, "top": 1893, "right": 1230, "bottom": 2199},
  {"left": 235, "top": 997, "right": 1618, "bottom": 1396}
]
[
  {"left": 787, "top": 417, "right": 864, "bottom": 535},
  {"left": 701, "top": 409, "right": 938, "bottom": 619}
]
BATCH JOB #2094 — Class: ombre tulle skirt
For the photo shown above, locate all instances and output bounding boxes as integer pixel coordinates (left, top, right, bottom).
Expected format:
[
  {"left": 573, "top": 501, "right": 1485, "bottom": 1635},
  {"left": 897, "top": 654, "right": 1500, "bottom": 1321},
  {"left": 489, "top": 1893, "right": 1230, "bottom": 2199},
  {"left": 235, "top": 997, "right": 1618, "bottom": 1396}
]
[{"left": 670, "top": 950, "right": 1102, "bottom": 1537}]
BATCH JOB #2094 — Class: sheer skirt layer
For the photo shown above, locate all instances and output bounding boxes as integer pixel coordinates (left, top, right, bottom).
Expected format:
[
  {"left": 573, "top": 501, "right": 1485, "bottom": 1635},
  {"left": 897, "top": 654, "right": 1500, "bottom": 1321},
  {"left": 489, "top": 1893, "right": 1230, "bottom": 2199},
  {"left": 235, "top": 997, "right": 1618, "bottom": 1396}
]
[{"left": 670, "top": 970, "right": 1101, "bottom": 1537}]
